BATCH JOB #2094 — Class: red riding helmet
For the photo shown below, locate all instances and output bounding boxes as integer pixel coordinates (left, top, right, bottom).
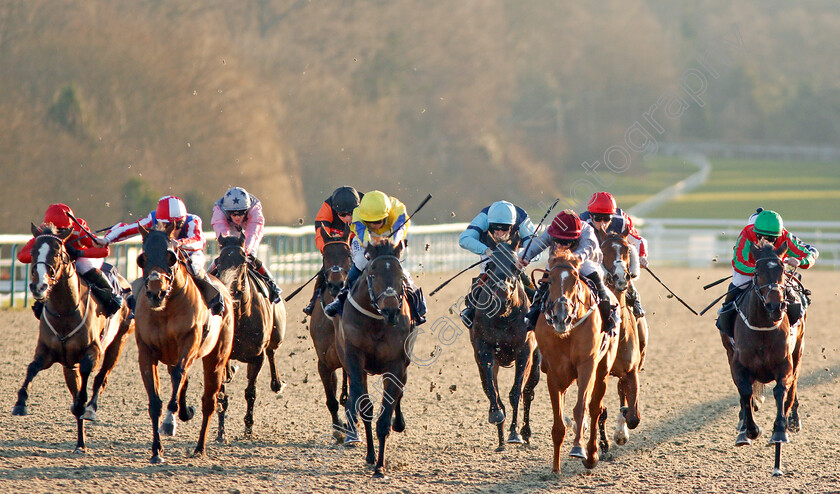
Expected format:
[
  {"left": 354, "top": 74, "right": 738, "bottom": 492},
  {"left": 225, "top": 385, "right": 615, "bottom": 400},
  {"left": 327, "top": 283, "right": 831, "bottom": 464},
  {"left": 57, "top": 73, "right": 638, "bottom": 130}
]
[
  {"left": 44, "top": 204, "right": 74, "bottom": 229},
  {"left": 547, "top": 210, "right": 582, "bottom": 240},
  {"left": 587, "top": 191, "right": 617, "bottom": 215},
  {"left": 155, "top": 195, "right": 188, "bottom": 223}
]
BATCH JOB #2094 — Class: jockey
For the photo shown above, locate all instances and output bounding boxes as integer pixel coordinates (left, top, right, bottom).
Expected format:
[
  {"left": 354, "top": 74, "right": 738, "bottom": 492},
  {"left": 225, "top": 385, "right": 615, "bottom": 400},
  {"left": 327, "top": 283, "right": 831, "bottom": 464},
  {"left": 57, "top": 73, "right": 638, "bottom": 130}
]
[
  {"left": 581, "top": 191, "right": 647, "bottom": 318},
  {"left": 97, "top": 195, "right": 225, "bottom": 315},
  {"left": 210, "top": 186, "right": 282, "bottom": 303},
  {"left": 18, "top": 204, "right": 123, "bottom": 319},
  {"left": 303, "top": 186, "right": 362, "bottom": 315},
  {"left": 323, "top": 190, "right": 427, "bottom": 325},
  {"left": 521, "top": 209, "right": 620, "bottom": 335},
  {"left": 457, "top": 200, "right": 536, "bottom": 328},
  {"left": 716, "top": 209, "right": 818, "bottom": 336}
]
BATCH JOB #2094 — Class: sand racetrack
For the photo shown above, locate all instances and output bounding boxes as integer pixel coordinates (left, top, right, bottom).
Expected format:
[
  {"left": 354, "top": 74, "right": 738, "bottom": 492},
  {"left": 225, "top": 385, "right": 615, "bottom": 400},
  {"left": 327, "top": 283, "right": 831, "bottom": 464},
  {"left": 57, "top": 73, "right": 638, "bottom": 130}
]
[{"left": 1, "top": 267, "right": 839, "bottom": 493}]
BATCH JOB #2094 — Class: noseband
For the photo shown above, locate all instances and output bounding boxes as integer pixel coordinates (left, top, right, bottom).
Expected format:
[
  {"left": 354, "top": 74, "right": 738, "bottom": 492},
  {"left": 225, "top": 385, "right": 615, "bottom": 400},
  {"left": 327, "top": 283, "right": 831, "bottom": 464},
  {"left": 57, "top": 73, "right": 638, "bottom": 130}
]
[
  {"left": 542, "top": 263, "right": 595, "bottom": 330},
  {"left": 365, "top": 255, "right": 405, "bottom": 315},
  {"left": 32, "top": 235, "right": 72, "bottom": 289}
]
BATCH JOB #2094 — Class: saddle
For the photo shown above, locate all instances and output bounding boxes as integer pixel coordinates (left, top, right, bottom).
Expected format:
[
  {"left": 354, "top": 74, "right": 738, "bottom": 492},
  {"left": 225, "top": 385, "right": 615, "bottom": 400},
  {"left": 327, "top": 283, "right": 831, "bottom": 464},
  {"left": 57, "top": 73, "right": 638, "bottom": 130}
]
[
  {"left": 101, "top": 263, "right": 132, "bottom": 299},
  {"left": 247, "top": 268, "right": 271, "bottom": 299}
]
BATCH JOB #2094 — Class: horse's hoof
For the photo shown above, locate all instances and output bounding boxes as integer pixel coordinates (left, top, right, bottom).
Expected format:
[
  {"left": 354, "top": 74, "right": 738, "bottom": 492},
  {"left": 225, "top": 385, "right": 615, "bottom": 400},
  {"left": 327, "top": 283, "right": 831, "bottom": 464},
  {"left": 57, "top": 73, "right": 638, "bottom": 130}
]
[
  {"left": 73, "top": 447, "right": 86, "bottom": 455},
  {"left": 392, "top": 416, "right": 406, "bottom": 433},
  {"left": 769, "top": 431, "right": 789, "bottom": 444},
  {"left": 191, "top": 449, "right": 206, "bottom": 459},
  {"left": 735, "top": 432, "right": 752, "bottom": 446},
  {"left": 270, "top": 379, "right": 282, "bottom": 393},
  {"left": 150, "top": 455, "right": 165, "bottom": 464},
  {"left": 82, "top": 408, "right": 97, "bottom": 422},
  {"left": 507, "top": 431, "right": 524, "bottom": 444},
  {"left": 11, "top": 405, "right": 28, "bottom": 416},
  {"left": 343, "top": 434, "right": 361, "bottom": 447},
  {"left": 488, "top": 409, "right": 505, "bottom": 424},
  {"left": 788, "top": 418, "right": 802, "bottom": 433},
  {"left": 215, "top": 434, "right": 226, "bottom": 444},
  {"left": 159, "top": 421, "right": 176, "bottom": 437},
  {"left": 614, "top": 428, "right": 629, "bottom": 446},
  {"left": 179, "top": 405, "right": 195, "bottom": 422},
  {"left": 244, "top": 427, "right": 253, "bottom": 439},
  {"left": 583, "top": 453, "right": 599, "bottom": 469},
  {"left": 495, "top": 444, "right": 506, "bottom": 453},
  {"left": 772, "top": 468, "right": 784, "bottom": 477},
  {"left": 372, "top": 470, "right": 389, "bottom": 480},
  {"left": 569, "top": 446, "right": 587, "bottom": 459},
  {"left": 748, "top": 425, "right": 761, "bottom": 440}
]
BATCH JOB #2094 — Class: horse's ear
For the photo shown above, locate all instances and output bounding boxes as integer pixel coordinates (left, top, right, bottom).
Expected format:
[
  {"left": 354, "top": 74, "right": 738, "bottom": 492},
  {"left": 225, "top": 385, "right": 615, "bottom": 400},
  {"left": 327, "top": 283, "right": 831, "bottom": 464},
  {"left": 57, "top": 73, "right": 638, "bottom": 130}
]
[
  {"left": 164, "top": 221, "right": 176, "bottom": 237},
  {"left": 138, "top": 223, "right": 149, "bottom": 239},
  {"left": 167, "top": 251, "right": 178, "bottom": 267},
  {"left": 393, "top": 240, "right": 405, "bottom": 259},
  {"left": 136, "top": 253, "right": 145, "bottom": 269},
  {"left": 56, "top": 226, "right": 74, "bottom": 240},
  {"left": 774, "top": 241, "right": 787, "bottom": 257},
  {"left": 749, "top": 241, "right": 761, "bottom": 261},
  {"left": 31, "top": 222, "right": 41, "bottom": 237}
]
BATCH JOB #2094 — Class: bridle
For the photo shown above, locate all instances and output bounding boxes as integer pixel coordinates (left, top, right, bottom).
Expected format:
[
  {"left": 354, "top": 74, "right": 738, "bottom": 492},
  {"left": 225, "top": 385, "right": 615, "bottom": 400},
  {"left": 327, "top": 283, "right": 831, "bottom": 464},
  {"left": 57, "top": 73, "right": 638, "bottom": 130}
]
[
  {"left": 32, "top": 235, "right": 72, "bottom": 295},
  {"left": 600, "top": 235, "right": 629, "bottom": 290},
  {"left": 322, "top": 240, "right": 351, "bottom": 293},
  {"left": 217, "top": 242, "right": 248, "bottom": 300},
  {"left": 535, "top": 263, "right": 595, "bottom": 331},
  {"left": 364, "top": 255, "right": 405, "bottom": 315},
  {"left": 741, "top": 256, "right": 788, "bottom": 330}
]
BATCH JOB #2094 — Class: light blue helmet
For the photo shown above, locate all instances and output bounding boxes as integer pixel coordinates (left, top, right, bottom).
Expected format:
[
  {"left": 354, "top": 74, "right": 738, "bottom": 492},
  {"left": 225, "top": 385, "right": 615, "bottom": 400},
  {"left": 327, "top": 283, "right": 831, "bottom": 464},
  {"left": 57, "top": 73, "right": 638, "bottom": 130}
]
[{"left": 487, "top": 201, "right": 517, "bottom": 226}]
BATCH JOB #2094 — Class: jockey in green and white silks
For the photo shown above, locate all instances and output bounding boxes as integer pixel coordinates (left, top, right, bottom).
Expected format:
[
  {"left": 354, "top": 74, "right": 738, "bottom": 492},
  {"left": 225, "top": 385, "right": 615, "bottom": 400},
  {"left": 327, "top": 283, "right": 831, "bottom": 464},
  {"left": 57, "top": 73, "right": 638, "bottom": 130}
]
[{"left": 715, "top": 209, "right": 818, "bottom": 336}]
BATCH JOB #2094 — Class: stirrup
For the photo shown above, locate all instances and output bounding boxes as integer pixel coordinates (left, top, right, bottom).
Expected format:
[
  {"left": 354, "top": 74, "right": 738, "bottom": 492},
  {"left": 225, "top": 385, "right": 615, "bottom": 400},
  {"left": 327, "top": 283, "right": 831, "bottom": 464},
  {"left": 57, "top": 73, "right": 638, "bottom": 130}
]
[{"left": 460, "top": 308, "right": 474, "bottom": 329}]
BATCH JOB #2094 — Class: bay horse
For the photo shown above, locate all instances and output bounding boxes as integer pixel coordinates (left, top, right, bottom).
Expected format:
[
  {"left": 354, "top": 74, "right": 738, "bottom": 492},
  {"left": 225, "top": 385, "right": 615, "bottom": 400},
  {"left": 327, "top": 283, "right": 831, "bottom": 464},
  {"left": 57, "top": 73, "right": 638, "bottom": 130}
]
[
  {"left": 334, "top": 238, "right": 412, "bottom": 479},
  {"left": 12, "top": 224, "right": 134, "bottom": 453},
  {"left": 134, "top": 222, "right": 234, "bottom": 463},
  {"left": 596, "top": 233, "right": 642, "bottom": 450},
  {"left": 533, "top": 248, "right": 617, "bottom": 473},
  {"left": 468, "top": 242, "right": 540, "bottom": 451},
  {"left": 310, "top": 231, "right": 352, "bottom": 440},
  {"left": 720, "top": 239, "right": 804, "bottom": 449},
  {"left": 214, "top": 234, "right": 285, "bottom": 440}
]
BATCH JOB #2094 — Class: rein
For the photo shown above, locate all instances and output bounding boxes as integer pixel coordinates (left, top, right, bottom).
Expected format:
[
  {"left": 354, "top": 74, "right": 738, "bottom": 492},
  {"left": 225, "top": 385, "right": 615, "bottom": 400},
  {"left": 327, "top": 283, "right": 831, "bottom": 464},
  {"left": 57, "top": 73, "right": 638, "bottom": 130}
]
[
  {"left": 43, "top": 287, "right": 93, "bottom": 344},
  {"left": 542, "top": 263, "right": 596, "bottom": 330},
  {"left": 365, "top": 255, "right": 405, "bottom": 315},
  {"left": 740, "top": 256, "right": 788, "bottom": 331}
]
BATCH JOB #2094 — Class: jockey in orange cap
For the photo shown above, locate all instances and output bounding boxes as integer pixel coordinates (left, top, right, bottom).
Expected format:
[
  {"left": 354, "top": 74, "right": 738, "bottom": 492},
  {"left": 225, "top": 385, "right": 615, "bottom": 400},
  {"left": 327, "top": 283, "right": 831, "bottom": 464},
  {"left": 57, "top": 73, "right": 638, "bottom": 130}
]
[{"left": 18, "top": 204, "right": 123, "bottom": 319}]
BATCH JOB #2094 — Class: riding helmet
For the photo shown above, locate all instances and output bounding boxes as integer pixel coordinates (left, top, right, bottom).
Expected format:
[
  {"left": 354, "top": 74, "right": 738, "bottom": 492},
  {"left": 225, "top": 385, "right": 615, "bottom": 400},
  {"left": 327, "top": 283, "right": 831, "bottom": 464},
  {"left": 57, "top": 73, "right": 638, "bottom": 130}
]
[
  {"left": 587, "top": 191, "right": 617, "bottom": 215},
  {"left": 331, "top": 186, "right": 361, "bottom": 214},
  {"left": 358, "top": 190, "right": 391, "bottom": 222},
  {"left": 754, "top": 210, "right": 783, "bottom": 236},
  {"left": 156, "top": 196, "right": 188, "bottom": 223},
  {"left": 547, "top": 210, "right": 582, "bottom": 240},
  {"left": 44, "top": 204, "right": 74, "bottom": 229},
  {"left": 487, "top": 201, "right": 517, "bottom": 226},
  {"left": 222, "top": 187, "right": 252, "bottom": 212}
]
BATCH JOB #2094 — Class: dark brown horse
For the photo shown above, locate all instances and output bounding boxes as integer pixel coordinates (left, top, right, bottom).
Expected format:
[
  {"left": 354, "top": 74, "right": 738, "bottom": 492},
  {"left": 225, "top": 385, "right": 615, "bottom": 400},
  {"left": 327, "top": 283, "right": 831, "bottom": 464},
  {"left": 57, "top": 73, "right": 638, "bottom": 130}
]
[
  {"left": 134, "top": 223, "right": 234, "bottom": 463},
  {"left": 534, "top": 248, "right": 617, "bottom": 474},
  {"left": 469, "top": 243, "right": 540, "bottom": 451},
  {"left": 596, "top": 233, "right": 642, "bottom": 450},
  {"left": 334, "top": 239, "right": 412, "bottom": 479},
  {"left": 310, "top": 231, "right": 352, "bottom": 440},
  {"left": 720, "top": 239, "right": 804, "bottom": 449},
  {"left": 12, "top": 224, "right": 134, "bottom": 453},
  {"left": 214, "top": 234, "right": 285, "bottom": 439}
]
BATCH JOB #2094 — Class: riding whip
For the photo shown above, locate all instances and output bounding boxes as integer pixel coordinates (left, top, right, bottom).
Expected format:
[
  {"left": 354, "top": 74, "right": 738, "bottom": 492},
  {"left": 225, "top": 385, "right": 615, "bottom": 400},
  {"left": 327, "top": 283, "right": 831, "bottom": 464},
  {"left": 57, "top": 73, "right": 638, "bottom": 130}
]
[
  {"left": 643, "top": 266, "right": 698, "bottom": 315},
  {"left": 65, "top": 211, "right": 101, "bottom": 245},
  {"left": 703, "top": 275, "right": 732, "bottom": 290},
  {"left": 389, "top": 194, "right": 433, "bottom": 239},
  {"left": 428, "top": 258, "right": 484, "bottom": 297},
  {"left": 284, "top": 271, "right": 320, "bottom": 302},
  {"left": 521, "top": 198, "right": 560, "bottom": 262},
  {"left": 698, "top": 281, "right": 750, "bottom": 316}
]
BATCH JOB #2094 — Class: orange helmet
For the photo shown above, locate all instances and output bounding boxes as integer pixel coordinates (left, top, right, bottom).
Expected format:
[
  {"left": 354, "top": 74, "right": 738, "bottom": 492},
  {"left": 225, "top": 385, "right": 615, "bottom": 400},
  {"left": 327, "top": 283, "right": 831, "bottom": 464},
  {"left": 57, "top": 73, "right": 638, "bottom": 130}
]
[
  {"left": 587, "top": 192, "right": 617, "bottom": 215},
  {"left": 44, "top": 204, "right": 74, "bottom": 229}
]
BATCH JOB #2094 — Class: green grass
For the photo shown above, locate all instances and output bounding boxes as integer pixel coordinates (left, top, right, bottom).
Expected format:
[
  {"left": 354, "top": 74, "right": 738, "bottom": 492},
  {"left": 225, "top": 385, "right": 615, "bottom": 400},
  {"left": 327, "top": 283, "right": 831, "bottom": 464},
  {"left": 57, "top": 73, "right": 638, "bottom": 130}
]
[{"left": 643, "top": 159, "right": 840, "bottom": 220}]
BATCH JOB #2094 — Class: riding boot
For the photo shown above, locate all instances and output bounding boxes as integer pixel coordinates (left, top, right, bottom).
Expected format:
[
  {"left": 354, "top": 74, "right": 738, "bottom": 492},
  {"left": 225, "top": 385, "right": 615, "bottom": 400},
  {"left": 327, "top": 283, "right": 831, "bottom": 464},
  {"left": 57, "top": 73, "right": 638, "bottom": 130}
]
[
  {"left": 716, "top": 283, "right": 745, "bottom": 337},
  {"left": 785, "top": 286, "right": 803, "bottom": 326},
  {"left": 254, "top": 261, "right": 283, "bottom": 304},
  {"left": 32, "top": 300, "right": 44, "bottom": 320},
  {"left": 405, "top": 282, "right": 427, "bottom": 326},
  {"left": 303, "top": 274, "right": 325, "bottom": 316},
  {"left": 520, "top": 271, "right": 536, "bottom": 302},
  {"left": 626, "top": 282, "right": 646, "bottom": 318},
  {"left": 460, "top": 277, "right": 480, "bottom": 328},
  {"left": 81, "top": 269, "right": 123, "bottom": 318},
  {"left": 192, "top": 271, "right": 225, "bottom": 316},
  {"left": 583, "top": 271, "right": 619, "bottom": 336},
  {"left": 524, "top": 276, "right": 549, "bottom": 330}
]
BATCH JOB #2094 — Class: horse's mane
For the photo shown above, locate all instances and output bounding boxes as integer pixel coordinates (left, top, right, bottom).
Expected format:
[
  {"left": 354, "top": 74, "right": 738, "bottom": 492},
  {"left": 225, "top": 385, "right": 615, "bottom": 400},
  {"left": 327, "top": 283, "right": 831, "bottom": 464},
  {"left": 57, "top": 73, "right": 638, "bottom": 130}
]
[
  {"left": 753, "top": 237, "right": 775, "bottom": 255},
  {"left": 366, "top": 239, "right": 400, "bottom": 259},
  {"left": 549, "top": 247, "right": 581, "bottom": 269}
]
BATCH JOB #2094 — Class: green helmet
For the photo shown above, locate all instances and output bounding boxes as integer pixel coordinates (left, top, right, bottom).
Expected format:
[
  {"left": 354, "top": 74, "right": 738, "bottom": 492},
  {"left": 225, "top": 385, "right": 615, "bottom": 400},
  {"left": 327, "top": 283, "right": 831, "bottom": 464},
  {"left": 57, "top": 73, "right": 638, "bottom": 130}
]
[{"left": 754, "top": 210, "right": 783, "bottom": 236}]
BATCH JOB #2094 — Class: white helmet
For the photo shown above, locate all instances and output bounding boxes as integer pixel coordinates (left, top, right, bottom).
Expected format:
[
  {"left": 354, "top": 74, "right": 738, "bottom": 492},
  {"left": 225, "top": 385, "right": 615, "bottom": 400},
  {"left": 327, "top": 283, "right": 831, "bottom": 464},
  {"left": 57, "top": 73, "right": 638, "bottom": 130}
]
[
  {"left": 487, "top": 201, "right": 517, "bottom": 226},
  {"left": 222, "top": 187, "right": 251, "bottom": 212}
]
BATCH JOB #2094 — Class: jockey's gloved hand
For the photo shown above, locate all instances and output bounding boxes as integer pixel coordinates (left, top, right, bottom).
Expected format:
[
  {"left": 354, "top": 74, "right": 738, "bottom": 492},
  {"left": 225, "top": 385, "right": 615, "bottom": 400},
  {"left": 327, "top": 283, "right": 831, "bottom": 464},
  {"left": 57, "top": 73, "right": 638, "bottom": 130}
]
[
  {"left": 783, "top": 257, "right": 799, "bottom": 268},
  {"left": 66, "top": 245, "right": 83, "bottom": 259},
  {"left": 93, "top": 236, "right": 108, "bottom": 247},
  {"left": 640, "top": 257, "right": 649, "bottom": 268}
]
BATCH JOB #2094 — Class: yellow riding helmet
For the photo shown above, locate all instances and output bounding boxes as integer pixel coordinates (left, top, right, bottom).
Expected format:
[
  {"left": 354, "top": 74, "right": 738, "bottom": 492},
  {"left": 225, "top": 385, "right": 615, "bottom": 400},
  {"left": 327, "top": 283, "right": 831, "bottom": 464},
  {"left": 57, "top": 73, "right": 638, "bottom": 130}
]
[{"left": 358, "top": 190, "right": 391, "bottom": 222}]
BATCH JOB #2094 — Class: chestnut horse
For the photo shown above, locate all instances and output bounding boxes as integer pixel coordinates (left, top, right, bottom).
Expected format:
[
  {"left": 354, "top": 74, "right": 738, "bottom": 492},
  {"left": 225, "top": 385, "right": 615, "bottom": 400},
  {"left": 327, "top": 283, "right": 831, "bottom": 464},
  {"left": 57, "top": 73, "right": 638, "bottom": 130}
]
[
  {"left": 12, "top": 224, "right": 134, "bottom": 453},
  {"left": 214, "top": 234, "right": 285, "bottom": 440},
  {"left": 310, "top": 232, "right": 351, "bottom": 440},
  {"left": 534, "top": 249, "right": 617, "bottom": 473},
  {"left": 469, "top": 243, "right": 540, "bottom": 451},
  {"left": 720, "top": 239, "right": 804, "bottom": 448},
  {"left": 596, "top": 233, "right": 642, "bottom": 450},
  {"left": 134, "top": 223, "right": 234, "bottom": 463},
  {"left": 334, "top": 239, "right": 412, "bottom": 479}
]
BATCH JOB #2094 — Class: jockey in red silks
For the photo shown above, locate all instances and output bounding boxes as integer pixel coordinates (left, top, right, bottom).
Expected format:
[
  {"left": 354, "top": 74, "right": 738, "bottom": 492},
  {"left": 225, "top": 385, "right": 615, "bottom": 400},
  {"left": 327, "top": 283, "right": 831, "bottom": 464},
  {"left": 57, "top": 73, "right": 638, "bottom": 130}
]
[
  {"left": 715, "top": 208, "right": 818, "bottom": 337},
  {"left": 210, "top": 186, "right": 282, "bottom": 303},
  {"left": 97, "top": 195, "right": 225, "bottom": 315},
  {"left": 302, "top": 186, "right": 361, "bottom": 315},
  {"left": 19, "top": 204, "right": 123, "bottom": 319},
  {"left": 580, "top": 191, "right": 648, "bottom": 319}
]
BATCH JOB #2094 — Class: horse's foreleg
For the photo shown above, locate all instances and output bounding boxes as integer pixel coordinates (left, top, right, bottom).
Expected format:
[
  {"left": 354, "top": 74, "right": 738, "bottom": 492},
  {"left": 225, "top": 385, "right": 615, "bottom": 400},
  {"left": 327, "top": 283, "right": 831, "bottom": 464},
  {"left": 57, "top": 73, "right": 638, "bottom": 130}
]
[
  {"left": 474, "top": 344, "right": 505, "bottom": 428},
  {"left": 69, "top": 352, "right": 96, "bottom": 453},
  {"left": 160, "top": 364, "right": 186, "bottom": 437},
  {"left": 267, "top": 315, "right": 284, "bottom": 393},
  {"left": 620, "top": 368, "right": 641, "bottom": 430},
  {"left": 195, "top": 354, "right": 226, "bottom": 457},
  {"left": 86, "top": 329, "right": 131, "bottom": 421},
  {"left": 636, "top": 316, "right": 648, "bottom": 370},
  {"left": 547, "top": 373, "right": 566, "bottom": 474},
  {"left": 318, "top": 360, "right": 344, "bottom": 440},
  {"left": 570, "top": 360, "right": 596, "bottom": 459},
  {"left": 373, "top": 368, "right": 407, "bottom": 479},
  {"left": 506, "top": 347, "right": 534, "bottom": 445},
  {"left": 138, "top": 344, "right": 164, "bottom": 463},
  {"left": 770, "top": 378, "right": 790, "bottom": 444},
  {"left": 584, "top": 360, "right": 610, "bottom": 469},
  {"left": 520, "top": 348, "right": 541, "bottom": 444},
  {"left": 359, "top": 374, "right": 376, "bottom": 466},
  {"left": 341, "top": 355, "right": 365, "bottom": 446},
  {"left": 243, "top": 355, "right": 264, "bottom": 438},
  {"left": 12, "top": 348, "right": 54, "bottom": 416},
  {"left": 733, "top": 364, "right": 759, "bottom": 445}
]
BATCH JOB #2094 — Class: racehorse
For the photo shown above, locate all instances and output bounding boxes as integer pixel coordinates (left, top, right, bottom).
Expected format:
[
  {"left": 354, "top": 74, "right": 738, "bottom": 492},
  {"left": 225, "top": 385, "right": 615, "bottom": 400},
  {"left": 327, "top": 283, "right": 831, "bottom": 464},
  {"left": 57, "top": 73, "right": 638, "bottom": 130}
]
[
  {"left": 533, "top": 248, "right": 617, "bottom": 473},
  {"left": 596, "top": 233, "right": 642, "bottom": 450},
  {"left": 214, "top": 234, "right": 285, "bottom": 439},
  {"left": 310, "top": 231, "right": 352, "bottom": 440},
  {"left": 12, "top": 224, "right": 134, "bottom": 453},
  {"left": 468, "top": 243, "right": 540, "bottom": 451},
  {"left": 334, "top": 238, "right": 413, "bottom": 479},
  {"left": 134, "top": 222, "right": 234, "bottom": 463},
  {"left": 720, "top": 239, "right": 804, "bottom": 449}
]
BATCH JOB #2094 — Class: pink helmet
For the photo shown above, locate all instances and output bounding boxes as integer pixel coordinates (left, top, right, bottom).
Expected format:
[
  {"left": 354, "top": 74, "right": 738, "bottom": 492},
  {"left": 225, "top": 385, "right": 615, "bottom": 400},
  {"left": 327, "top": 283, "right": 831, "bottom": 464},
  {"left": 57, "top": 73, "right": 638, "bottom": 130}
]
[
  {"left": 155, "top": 196, "right": 187, "bottom": 223},
  {"left": 547, "top": 210, "right": 582, "bottom": 240}
]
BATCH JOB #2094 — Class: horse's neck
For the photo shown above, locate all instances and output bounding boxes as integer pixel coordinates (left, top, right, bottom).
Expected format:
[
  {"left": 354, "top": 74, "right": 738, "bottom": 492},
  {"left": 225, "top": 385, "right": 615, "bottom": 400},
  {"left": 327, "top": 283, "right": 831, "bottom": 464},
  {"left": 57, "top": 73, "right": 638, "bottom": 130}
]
[
  {"left": 48, "top": 266, "right": 83, "bottom": 314},
  {"left": 170, "top": 263, "right": 196, "bottom": 299},
  {"left": 746, "top": 288, "right": 781, "bottom": 329}
]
